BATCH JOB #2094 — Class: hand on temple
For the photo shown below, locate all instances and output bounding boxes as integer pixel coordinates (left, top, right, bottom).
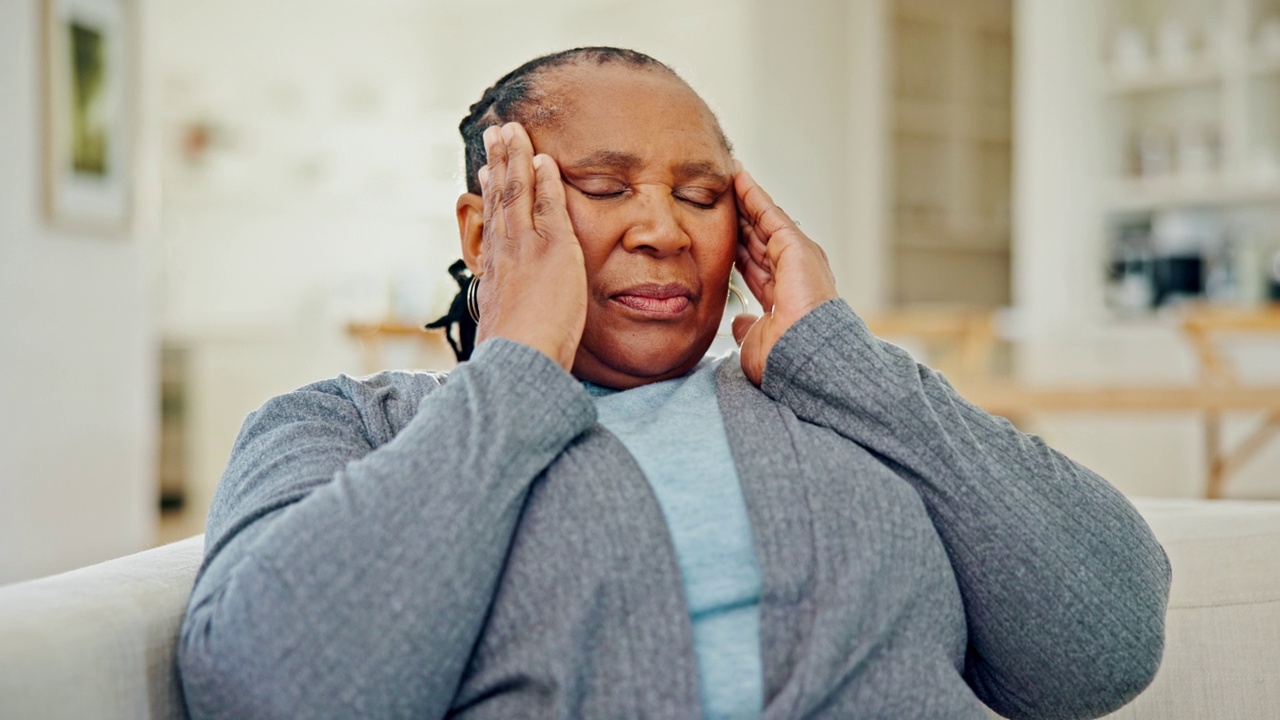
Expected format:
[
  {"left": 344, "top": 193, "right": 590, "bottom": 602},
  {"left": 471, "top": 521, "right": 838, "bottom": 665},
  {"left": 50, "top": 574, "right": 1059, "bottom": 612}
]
[
  {"left": 731, "top": 163, "right": 839, "bottom": 386},
  {"left": 474, "top": 122, "right": 588, "bottom": 372}
]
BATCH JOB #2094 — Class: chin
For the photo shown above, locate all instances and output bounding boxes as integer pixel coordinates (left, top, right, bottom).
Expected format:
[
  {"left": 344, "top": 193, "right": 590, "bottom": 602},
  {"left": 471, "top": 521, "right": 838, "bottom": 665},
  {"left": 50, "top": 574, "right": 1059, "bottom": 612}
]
[{"left": 574, "top": 325, "right": 717, "bottom": 389}]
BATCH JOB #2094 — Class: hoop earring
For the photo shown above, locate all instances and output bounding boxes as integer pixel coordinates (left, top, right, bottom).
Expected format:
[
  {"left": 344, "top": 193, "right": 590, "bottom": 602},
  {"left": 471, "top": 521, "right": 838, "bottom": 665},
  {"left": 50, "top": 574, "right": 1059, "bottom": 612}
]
[
  {"left": 726, "top": 284, "right": 749, "bottom": 314},
  {"left": 466, "top": 277, "right": 481, "bottom": 324}
]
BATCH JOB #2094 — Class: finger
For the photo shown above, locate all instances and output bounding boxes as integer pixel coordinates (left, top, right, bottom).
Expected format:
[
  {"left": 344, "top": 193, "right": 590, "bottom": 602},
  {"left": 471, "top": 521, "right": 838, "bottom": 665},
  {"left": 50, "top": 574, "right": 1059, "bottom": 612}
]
[
  {"left": 480, "top": 126, "right": 507, "bottom": 233},
  {"left": 731, "top": 313, "right": 758, "bottom": 346},
  {"left": 478, "top": 128, "right": 510, "bottom": 279},
  {"left": 498, "top": 122, "right": 537, "bottom": 243},
  {"left": 735, "top": 244, "right": 774, "bottom": 310},
  {"left": 531, "top": 153, "right": 574, "bottom": 241},
  {"left": 478, "top": 136, "right": 508, "bottom": 275},
  {"left": 734, "top": 242, "right": 765, "bottom": 286},
  {"left": 476, "top": 168, "right": 498, "bottom": 278},
  {"left": 738, "top": 215, "right": 770, "bottom": 269},
  {"left": 735, "top": 167, "right": 799, "bottom": 239}
]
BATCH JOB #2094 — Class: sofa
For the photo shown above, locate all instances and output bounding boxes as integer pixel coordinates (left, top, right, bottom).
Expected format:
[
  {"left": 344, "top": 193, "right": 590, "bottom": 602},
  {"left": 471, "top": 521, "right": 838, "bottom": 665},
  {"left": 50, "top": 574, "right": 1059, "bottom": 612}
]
[{"left": 1, "top": 498, "right": 1277, "bottom": 720}]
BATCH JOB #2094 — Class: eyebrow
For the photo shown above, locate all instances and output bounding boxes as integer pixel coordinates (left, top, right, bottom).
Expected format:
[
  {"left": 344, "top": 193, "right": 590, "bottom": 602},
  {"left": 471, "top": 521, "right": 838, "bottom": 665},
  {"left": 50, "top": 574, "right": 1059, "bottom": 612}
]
[
  {"left": 566, "top": 150, "right": 642, "bottom": 172},
  {"left": 675, "top": 160, "right": 730, "bottom": 184},
  {"left": 565, "top": 151, "right": 729, "bottom": 183}
]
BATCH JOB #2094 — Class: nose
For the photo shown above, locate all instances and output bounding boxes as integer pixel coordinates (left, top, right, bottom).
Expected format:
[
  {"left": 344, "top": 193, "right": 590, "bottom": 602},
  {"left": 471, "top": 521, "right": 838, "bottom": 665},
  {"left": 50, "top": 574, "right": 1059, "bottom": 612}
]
[{"left": 620, "top": 191, "right": 691, "bottom": 257}]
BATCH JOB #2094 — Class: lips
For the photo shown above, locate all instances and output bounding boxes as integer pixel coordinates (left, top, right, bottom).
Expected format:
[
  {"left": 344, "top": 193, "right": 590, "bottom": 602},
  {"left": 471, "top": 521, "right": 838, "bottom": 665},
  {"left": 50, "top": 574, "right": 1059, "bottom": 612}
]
[{"left": 610, "top": 283, "right": 693, "bottom": 317}]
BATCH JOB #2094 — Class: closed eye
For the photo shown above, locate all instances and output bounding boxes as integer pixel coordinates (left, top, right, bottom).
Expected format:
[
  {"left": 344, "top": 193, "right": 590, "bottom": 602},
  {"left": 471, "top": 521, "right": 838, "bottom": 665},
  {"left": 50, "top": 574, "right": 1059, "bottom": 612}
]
[
  {"left": 569, "top": 179, "right": 628, "bottom": 201},
  {"left": 675, "top": 189, "right": 721, "bottom": 209}
]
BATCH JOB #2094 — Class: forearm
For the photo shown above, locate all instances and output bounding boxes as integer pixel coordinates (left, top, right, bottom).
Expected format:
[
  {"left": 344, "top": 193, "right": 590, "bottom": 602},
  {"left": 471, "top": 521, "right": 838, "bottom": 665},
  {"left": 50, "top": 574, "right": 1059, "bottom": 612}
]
[
  {"left": 179, "top": 340, "right": 595, "bottom": 720},
  {"left": 761, "top": 299, "right": 1171, "bottom": 719}
]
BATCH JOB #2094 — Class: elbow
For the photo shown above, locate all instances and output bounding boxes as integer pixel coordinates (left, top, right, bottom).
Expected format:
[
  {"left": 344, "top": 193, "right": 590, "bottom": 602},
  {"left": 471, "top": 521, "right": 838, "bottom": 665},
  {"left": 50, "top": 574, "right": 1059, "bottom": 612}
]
[
  {"left": 975, "top": 570, "right": 1171, "bottom": 719},
  {"left": 177, "top": 601, "right": 225, "bottom": 720},
  {"left": 177, "top": 586, "right": 301, "bottom": 720},
  {"left": 1043, "top": 529, "right": 1173, "bottom": 717},
  {"left": 177, "top": 595, "right": 256, "bottom": 720},
  {"left": 1095, "top": 565, "right": 1171, "bottom": 716},
  {"left": 1081, "top": 623, "right": 1166, "bottom": 718},
  {"left": 975, "top": 628, "right": 1167, "bottom": 720}
]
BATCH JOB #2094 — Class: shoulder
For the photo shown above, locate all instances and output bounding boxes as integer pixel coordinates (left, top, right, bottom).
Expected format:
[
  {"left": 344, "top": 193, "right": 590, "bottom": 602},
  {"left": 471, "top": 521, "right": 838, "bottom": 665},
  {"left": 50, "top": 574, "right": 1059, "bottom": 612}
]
[{"left": 246, "top": 369, "right": 449, "bottom": 451}]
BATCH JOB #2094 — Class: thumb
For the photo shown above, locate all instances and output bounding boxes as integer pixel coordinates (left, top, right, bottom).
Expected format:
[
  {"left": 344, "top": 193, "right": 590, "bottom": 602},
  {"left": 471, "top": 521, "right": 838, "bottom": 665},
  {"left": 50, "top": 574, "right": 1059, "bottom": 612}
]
[{"left": 732, "top": 313, "right": 759, "bottom": 346}]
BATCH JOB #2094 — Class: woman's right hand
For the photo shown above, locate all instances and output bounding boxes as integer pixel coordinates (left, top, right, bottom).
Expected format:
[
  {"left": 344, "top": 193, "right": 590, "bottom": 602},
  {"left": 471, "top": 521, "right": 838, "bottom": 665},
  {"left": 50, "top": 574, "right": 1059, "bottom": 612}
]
[{"left": 474, "top": 122, "right": 587, "bottom": 371}]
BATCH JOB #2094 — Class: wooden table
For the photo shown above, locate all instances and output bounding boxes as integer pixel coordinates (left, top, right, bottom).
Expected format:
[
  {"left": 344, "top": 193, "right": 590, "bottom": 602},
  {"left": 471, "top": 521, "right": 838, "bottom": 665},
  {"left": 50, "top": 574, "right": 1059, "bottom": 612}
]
[
  {"left": 1178, "top": 304, "right": 1280, "bottom": 498},
  {"left": 868, "top": 304, "right": 1280, "bottom": 499},
  {"left": 864, "top": 308, "right": 996, "bottom": 380},
  {"left": 346, "top": 321, "right": 450, "bottom": 374}
]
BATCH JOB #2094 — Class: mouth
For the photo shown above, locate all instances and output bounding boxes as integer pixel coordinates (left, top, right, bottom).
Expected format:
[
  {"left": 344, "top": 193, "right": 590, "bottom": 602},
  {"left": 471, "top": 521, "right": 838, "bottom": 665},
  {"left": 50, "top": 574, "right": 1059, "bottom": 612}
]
[{"left": 610, "top": 283, "right": 694, "bottom": 318}]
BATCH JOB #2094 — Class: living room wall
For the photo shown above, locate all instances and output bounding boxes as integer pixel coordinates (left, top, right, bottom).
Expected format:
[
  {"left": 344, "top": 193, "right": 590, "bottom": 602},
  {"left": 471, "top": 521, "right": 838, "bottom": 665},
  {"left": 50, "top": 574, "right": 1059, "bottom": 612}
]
[{"left": 0, "top": 0, "right": 157, "bottom": 583}]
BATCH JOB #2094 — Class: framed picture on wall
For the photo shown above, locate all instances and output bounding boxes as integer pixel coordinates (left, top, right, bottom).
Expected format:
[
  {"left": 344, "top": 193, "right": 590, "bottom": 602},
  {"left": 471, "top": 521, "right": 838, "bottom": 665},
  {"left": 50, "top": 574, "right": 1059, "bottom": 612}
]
[{"left": 42, "top": 0, "right": 134, "bottom": 235}]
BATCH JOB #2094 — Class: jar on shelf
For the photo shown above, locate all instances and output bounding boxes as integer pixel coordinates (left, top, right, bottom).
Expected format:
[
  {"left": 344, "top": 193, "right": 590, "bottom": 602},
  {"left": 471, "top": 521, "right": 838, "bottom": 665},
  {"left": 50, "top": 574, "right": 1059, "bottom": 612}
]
[
  {"left": 1107, "top": 221, "right": 1155, "bottom": 314},
  {"left": 1269, "top": 248, "right": 1280, "bottom": 302},
  {"left": 1133, "top": 126, "right": 1174, "bottom": 177},
  {"left": 1111, "top": 25, "right": 1149, "bottom": 77}
]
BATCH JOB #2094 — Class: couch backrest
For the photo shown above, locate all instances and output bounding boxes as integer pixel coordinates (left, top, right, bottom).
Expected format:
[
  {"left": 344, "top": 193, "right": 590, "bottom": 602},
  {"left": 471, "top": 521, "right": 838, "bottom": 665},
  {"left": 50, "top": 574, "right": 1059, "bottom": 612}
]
[
  {"left": 0, "top": 535, "right": 203, "bottom": 720},
  {"left": 3, "top": 500, "right": 1278, "bottom": 720}
]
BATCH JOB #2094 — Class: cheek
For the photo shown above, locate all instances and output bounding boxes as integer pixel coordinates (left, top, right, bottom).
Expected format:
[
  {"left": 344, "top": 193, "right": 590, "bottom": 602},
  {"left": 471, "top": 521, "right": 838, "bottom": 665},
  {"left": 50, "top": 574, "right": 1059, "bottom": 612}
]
[{"left": 695, "top": 210, "right": 739, "bottom": 273}]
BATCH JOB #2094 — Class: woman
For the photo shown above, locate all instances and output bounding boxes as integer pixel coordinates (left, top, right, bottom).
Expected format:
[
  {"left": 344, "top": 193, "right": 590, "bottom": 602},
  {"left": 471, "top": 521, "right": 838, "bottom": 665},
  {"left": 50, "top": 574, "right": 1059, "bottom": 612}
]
[{"left": 178, "top": 48, "right": 1170, "bottom": 720}]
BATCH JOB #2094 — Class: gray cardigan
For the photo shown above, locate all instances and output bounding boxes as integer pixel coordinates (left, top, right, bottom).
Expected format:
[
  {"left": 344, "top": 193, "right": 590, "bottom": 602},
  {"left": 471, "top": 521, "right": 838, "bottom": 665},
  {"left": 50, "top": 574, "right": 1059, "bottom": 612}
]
[{"left": 178, "top": 299, "right": 1170, "bottom": 720}]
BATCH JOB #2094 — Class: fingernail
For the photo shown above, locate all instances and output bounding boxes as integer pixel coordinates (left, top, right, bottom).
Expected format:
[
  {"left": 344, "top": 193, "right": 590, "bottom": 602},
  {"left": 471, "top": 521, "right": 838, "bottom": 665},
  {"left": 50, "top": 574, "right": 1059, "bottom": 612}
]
[
  {"left": 483, "top": 126, "right": 498, "bottom": 145},
  {"left": 532, "top": 154, "right": 545, "bottom": 169},
  {"left": 733, "top": 159, "right": 743, "bottom": 174},
  {"left": 501, "top": 124, "right": 515, "bottom": 142},
  {"left": 478, "top": 166, "right": 489, "bottom": 186}
]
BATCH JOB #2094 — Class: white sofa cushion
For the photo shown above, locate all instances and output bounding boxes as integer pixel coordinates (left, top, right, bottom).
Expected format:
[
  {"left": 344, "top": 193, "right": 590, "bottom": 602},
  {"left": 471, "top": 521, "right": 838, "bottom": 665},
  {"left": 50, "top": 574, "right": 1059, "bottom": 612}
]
[{"left": 0, "top": 535, "right": 203, "bottom": 720}]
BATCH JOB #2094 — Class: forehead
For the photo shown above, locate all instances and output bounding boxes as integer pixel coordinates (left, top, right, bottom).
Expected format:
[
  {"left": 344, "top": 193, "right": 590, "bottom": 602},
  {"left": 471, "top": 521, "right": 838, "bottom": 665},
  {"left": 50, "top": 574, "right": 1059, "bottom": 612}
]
[{"left": 528, "top": 64, "right": 727, "bottom": 166}]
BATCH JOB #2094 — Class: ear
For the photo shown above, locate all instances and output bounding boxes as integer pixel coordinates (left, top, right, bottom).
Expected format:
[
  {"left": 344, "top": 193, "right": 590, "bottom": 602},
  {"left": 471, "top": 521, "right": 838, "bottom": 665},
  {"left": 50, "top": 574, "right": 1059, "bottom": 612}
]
[{"left": 456, "top": 193, "right": 485, "bottom": 277}]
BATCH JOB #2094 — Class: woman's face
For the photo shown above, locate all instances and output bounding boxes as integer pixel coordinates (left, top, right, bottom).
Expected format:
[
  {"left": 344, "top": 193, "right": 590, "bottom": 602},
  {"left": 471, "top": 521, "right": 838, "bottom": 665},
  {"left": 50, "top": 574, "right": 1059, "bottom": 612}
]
[{"left": 498, "top": 65, "right": 738, "bottom": 388}]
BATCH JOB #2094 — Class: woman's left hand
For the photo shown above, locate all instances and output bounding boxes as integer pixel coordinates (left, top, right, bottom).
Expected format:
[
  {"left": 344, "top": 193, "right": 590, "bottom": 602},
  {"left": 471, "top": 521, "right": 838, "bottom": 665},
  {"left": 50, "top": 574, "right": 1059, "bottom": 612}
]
[{"left": 732, "top": 164, "right": 840, "bottom": 386}]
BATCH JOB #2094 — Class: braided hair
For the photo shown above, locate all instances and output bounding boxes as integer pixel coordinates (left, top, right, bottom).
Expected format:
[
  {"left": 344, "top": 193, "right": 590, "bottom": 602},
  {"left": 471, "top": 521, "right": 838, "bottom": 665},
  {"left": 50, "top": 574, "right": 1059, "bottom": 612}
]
[{"left": 428, "top": 47, "right": 708, "bottom": 362}]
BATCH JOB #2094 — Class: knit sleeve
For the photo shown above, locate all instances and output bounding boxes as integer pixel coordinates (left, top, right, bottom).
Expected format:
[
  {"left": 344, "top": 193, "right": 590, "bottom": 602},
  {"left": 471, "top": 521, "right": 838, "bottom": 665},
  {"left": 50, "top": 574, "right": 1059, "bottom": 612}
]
[
  {"left": 178, "top": 339, "right": 596, "bottom": 720},
  {"left": 760, "top": 299, "right": 1171, "bottom": 720}
]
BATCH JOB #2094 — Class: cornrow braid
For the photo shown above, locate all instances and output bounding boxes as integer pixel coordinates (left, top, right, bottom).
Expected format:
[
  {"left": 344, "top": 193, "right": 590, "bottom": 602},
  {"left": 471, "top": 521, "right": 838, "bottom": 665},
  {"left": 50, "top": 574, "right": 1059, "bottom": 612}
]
[{"left": 459, "top": 47, "right": 673, "bottom": 195}]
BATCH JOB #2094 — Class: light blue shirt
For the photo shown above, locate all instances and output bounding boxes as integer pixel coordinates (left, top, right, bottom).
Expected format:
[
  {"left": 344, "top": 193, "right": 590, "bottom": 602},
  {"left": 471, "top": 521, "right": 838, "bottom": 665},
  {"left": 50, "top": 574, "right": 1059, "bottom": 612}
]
[{"left": 585, "top": 357, "right": 763, "bottom": 720}]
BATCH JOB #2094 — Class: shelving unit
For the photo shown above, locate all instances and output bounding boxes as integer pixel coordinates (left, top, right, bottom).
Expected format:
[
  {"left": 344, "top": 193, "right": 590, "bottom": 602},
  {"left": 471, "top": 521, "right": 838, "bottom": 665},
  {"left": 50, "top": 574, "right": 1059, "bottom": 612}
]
[
  {"left": 1099, "top": 0, "right": 1280, "bottom": 304},
  {"left": 888, "top": 0, "right": 1013, "bottom": 307},
  {"left": 1106, "top": 176, "right": 1280, "bottom": 212}
]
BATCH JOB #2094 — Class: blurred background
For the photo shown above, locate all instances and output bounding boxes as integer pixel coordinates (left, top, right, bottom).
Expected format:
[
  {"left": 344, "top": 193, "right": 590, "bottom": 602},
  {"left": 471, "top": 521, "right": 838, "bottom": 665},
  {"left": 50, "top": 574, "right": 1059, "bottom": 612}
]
[{"left": 4, "top": 0, "right": 1280, "bottom": 584}]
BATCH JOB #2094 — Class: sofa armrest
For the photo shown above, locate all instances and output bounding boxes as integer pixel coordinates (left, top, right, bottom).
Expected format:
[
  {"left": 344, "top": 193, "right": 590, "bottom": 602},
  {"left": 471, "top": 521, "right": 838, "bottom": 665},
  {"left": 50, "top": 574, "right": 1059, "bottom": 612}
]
[{"left": 0, "top": 535, "right": 204, "bottom": 720}]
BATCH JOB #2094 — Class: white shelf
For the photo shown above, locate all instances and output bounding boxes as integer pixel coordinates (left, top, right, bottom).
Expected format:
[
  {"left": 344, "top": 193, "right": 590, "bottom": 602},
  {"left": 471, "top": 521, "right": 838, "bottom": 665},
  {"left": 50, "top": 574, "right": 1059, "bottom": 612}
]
[
  {"left": 1102, "top": 54, "right": 1280, "bottom": 91},
  {"left": 1099, "top": 0, "right": 1280, "bottom": 217},
  {"left": 1105, "top": 176, "right": 1280, "bottom": 212},
  {"left": 895, "top": 236, "right": 1010, "bottom": 254},
  {"left": 1101, "top": 62, "right": 1222, "bottom": 96}
]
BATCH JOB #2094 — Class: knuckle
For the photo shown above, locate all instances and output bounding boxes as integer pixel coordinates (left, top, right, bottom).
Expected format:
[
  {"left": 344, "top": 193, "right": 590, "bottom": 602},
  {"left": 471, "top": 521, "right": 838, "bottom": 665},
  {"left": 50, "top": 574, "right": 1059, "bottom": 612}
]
[
  {"left": 531, "top": 217, "right": 560, "bottom": 242},
  {"left": 532, "top": 195, "right": 559, "bottom": 217},
  {"left": 485, "top": 187, "right": 504, "bottom": 213},
  {"left": 501, "top": 180, "right": 526, "bottom": 208}
]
